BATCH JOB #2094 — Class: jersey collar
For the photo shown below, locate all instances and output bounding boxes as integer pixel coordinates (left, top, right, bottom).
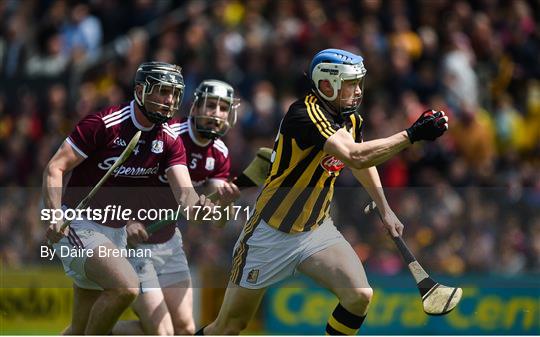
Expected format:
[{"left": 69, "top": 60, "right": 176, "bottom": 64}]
[{"left": 130, "top": 100, "right": 154, "bottom": 131}]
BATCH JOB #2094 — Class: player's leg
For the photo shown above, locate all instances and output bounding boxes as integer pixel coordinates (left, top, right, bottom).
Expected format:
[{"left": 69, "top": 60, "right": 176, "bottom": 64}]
[
  {"left": 158, "top": 230, "right": 195, "bottom": 334},
  {"left": 83, "top": 241, "right": 140, "bottom": 334},
  {"left": 112, "top": 290, "right": 173, "bottom": 335},
  {"left": 112, "top": 252, "right": 174, "bottom": 335},
  {"left": 298, "top": 241, "right": 372, "bottom": 335},
  {"left": 110, "top": 320, "right": 145, "bottom": 335},
  {"left": 130, "top": 290, "right": 174, "bottom": 335},
  {"left": 203, "top": 282, "right": 266, "bottom": 335},
  {"left": 201, "top": 220, "right": 292, "bottom": 335},
  {"left": 113, "top": 292, "right": 174, "bottom": 335},
  {"left": 61, "top": 244, "right": 140, "bottom": 335},
  {"left": 201, "top": 217, "right": 298, "bottom": 335},
  {"left": 64, "top": 285, "right": 101, "bottom": 334},
  {"left": 162, "top": 279, "right": 194, "bottom": 335},
  {"left": 53, "top": 221, "right": 140, "bottom": 334}
]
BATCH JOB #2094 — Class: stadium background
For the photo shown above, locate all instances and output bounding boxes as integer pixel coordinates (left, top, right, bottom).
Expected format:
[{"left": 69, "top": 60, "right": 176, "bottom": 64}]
[{"left": 0, "top": 0, "right": 539, "bottom": 334}]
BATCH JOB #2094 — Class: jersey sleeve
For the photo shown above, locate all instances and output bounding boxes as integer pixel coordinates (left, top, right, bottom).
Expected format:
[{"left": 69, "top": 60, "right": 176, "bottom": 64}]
[
  {"left": 164, "top": 135, "right": 187, "bottom": 171},
  {"left": 66, "top": 113, "right": 106, "bottom": 158},
  {"left": 281, "top": 96, "right": 341, "bottom": 149}
]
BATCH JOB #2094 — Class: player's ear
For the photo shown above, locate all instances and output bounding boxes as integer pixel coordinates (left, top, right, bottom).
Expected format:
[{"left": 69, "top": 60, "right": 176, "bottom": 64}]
[
  {"left": 318, "top": 80, "right": 334, "bottom": 97},
  {"left": 135, "top": 85, "right": 143, "bottom": 101}
]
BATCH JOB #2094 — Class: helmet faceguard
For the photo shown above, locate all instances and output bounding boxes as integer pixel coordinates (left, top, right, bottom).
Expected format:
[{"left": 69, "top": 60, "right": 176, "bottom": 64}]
[
  {"left": 134, "top": 62, "right": 185, "bottom": 124},
  {"left": 309, "top": 49, "right": 367, "bottom": 115},
  {"left": 336, "top": 75, "right": 366, "bottom": 116},
  {"left": 189, "top": 80, "right": 239, "bottom": 139}
]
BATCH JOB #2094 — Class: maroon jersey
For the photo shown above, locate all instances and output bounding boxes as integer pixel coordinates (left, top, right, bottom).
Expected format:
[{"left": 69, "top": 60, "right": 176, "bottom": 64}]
[
  {"left": 63, "top": 101, "right": 187, "bottom": 227},
  {"left": 145, "top": 117, "right": 231, "bottom": 243},
  {"left": 172, "top": 118, "right": 230, "bottom": 185}
]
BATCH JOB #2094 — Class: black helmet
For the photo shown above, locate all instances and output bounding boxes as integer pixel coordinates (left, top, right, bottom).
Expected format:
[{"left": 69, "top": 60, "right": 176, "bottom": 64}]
[{"left": 134, "top": 62, "right": 185, "bottom": 124}]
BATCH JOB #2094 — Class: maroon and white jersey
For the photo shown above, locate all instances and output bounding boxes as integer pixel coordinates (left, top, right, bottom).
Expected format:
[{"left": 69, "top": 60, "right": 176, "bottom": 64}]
[
  {"left": 63, "top": 101, "right": 187, "bottom": 228},
  {"left": 167, "top": 118, "right": 230, "bottom": 185},
  {"left": 146, "top": 117, "right": 231, "bottom": 243}
]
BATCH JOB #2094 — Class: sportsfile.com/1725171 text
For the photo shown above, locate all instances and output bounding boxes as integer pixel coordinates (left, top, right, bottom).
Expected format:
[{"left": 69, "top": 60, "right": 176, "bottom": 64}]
[{"left": 40, "top": 204, "right": 252, "bottom": 224}]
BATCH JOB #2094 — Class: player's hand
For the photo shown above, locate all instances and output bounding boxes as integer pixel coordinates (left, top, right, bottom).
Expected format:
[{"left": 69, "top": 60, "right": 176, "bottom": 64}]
[
  {"left": 406, "top": 110, "right": 449, "bottom": 143},
  {"left": 379, "top": 209, "right": 404, "bottom": 237},
  {"left": 46, "top": 221, "right": 69, "bottom": 244},
  {"left": 196, "top": 193, "right": 215, "bottom": 208},
  {"left": 216, "top": 181, "right": 241, "bottom": 206},
  {"left": 190, "top": 194, "right": 215, "bottom": 223},
  {"left": 126, "top": 220, "right": 149, "bottom": 246}
]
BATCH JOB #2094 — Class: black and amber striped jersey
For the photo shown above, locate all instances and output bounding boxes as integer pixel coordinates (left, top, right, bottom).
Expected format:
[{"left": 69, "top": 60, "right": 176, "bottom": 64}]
[{"left": 254, "top": 93, "right": 363, "bottom": 233}]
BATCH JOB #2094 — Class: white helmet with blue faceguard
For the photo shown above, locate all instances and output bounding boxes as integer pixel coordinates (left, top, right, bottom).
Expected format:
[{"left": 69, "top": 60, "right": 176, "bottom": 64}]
[{"left": 309, "top": 49, "right": 367, "bottom": 115}]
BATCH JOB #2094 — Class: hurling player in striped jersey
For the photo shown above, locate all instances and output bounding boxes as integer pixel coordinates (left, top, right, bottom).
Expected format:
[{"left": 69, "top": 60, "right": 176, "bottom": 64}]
[
  {"left": 112, "top": 80, "right": 240, "bottom": 335},
  {"left": 197, "top": 49, "right": 448, "bottom": 335}
]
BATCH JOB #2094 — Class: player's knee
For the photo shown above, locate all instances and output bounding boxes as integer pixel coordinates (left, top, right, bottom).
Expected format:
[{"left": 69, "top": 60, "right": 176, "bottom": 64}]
[
  {"left": 173, "top": 320, "right": 195, "bottom": 335},
  {"left": 353, "top": 287, "right": 373, "bottom": 305},
  {"left": 341, "top": 287, "right": 373, "bottom": 311},
  {"left": 121, "top": 287, "right": 140, "bottom": 303},
  {"left": 106, "top": 287, "right": 139, "bottom": 306},
  {"left": 170, "top": 309, "right": 195, "bottom": 334}
]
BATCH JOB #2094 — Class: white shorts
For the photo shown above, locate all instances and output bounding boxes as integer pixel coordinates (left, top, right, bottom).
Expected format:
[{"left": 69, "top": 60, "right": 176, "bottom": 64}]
[
  {"left": 230, "top": 216, "right": 346, "bottom": 289},
  {"left": 130, "top": 228, "right": 190, "bottom": 293},
  {"left": 53, "top": 217, "right": 127, "bottom": 290}
]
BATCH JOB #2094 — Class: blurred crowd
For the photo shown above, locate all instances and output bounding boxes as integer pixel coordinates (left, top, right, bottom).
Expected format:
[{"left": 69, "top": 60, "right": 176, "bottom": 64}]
[{"left": 0, "top": 0, "right": 539, "bottom": 276}]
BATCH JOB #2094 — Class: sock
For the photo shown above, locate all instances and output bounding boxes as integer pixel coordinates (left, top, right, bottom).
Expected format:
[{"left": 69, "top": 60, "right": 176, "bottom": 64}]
[
  {"left": 194, "top": 325, "right": 207, "bottom": 335},
  {"left": 325, "top": 303, "right": 366, "bottom": 335}
]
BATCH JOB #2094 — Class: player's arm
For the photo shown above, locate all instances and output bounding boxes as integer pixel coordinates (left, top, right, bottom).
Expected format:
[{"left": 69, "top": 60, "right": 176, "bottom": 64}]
[
  {"left": 324, "top": 129, "right": 410, "bottom": 169},
  {"left": 351, "top": 166, "right": 403, "bottom": 237},
  {"left": 43, "top": 141, "right": 86, "bottom": 241},
  {"left": 206, "top": 178, "right": 227, "bottom": 190},
  {"left": 166, "top": 164, "right": 213, "bottom": 222},
  {"left": 324, "top": 110, "right": 448, "bottom": 169},
  {"left": 44, "top": 113, "right": 105, "bottom": 211}
]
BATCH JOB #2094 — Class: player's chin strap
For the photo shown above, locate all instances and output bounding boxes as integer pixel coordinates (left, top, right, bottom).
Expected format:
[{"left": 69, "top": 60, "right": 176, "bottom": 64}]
[
  {"left": 134, "top": 90, "right": 171, "bottom": 125},
  {"left": 136, "top": 101, "right": 171, "bottom": 125},
  {"left": 195, "top": 125, "right": 220, "bottom": 140},
  {"left": 339, "top": 99, "right": 361, "bottom": 116},
  {"left": 188, "top": 117, "right": 215, "bottom": 147}
]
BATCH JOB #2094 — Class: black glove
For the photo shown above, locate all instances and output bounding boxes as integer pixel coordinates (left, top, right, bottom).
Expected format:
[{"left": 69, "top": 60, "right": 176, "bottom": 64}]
[{"left": 406, "top": 110, "right": 448, "bottom": 143}]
